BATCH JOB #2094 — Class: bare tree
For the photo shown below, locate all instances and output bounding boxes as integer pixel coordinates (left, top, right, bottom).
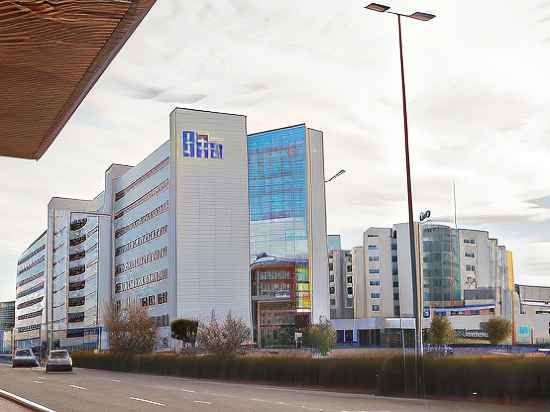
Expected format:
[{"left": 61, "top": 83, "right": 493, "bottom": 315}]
[
  {"left": 104, "top": 301, "right": 157, "bottom": 354},
  {"left": 197, "top": 311, "right": 251, "bottom": 357}
]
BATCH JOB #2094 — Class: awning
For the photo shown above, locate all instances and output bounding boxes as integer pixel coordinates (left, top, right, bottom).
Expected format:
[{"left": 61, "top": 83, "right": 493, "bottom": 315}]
[{"left": 0, "top": 0, "right": 156, "bottom": 159}]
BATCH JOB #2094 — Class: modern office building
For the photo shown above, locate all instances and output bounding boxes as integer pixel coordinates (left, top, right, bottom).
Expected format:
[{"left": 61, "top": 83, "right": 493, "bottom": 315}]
[
  {"left": 0, "top": 301, "right": 15, "bottom": 353},
  {"left": 328, "top": 247, "right": 354, "bottom": 320},
  {"left": 514, "top": 284, "right": 550, "bottom": 344},
  {"left": 16, "top": 108, "right": 253, "bottom": 351},
  {"left": 332, "top": 223, "right": 516, "bottom": 346},
  {"left": 15, "top": 232, "right": 47, "bottom": 352},
  {"left": 248, "top": 124, "right": 329, "bottom": 345},
  {"left": 46, "top": 197, "right": 112, "bottom": 351},
  {"left": 0, "top": 301, "right": 15, "bottom": 331}
]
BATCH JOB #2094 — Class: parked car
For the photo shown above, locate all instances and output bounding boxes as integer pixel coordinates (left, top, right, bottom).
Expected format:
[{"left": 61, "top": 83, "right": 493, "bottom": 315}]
[
  {"left": 45, "top": 349, "right": 72, "bottom": 372},
  {"left": 12, "top": 349, "right": 39, "bottom": 368}
]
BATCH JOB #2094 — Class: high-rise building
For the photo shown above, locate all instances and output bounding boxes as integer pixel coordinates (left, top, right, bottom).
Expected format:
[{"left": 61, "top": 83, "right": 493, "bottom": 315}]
[
  {"left": 0, "top": 301, "right": 15, "bottom": 331},
  {"left": 328, "top": 248, "right": 354, "bottom": 320},
  {"left": 248, "top": 124, "right": 329, "bottom": 345},
  {"left": 15, "top": 231, "right": 47, "bottom": 352}
]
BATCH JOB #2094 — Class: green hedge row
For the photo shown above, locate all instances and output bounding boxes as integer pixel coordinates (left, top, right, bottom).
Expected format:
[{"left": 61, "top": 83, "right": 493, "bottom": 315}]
[
  {"left": 72, "top": 352, "right": 384, "bottom": 392},
  {"left": 72, "top": 352, "right": 550, "bottom": 400}
]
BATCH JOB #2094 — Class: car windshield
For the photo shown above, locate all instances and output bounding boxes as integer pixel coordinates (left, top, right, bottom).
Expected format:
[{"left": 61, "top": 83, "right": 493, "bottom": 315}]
[
  {"left": 16, "top": 350, "right": 31, "bottom": 357},
  {"left": 50, "top": 351, "right": 68, "bottom": 359}
]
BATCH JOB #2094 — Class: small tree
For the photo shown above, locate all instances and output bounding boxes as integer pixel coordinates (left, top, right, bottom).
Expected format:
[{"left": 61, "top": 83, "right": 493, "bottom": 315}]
[
  {"left": 171, "top": 319, "right": 198, "bottom": 350},
  {"left": 306, "top": 317, "right": 336, "bottom": 356},
  {"left": 197, "top": 311, "right": 251, "bottom": 357},
  {"left": 104, "top": 302, "right": 157, "bottom": 354},
  {"left": 483, "top": 317, "right": 512, "bottom": 344},
  {"left": 427, "top": 314, "right": 455, "bottom": 345}
]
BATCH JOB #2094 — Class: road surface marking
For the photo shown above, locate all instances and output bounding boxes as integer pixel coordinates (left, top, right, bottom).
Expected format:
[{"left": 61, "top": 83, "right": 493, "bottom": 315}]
[
  {"left": 0, "top": 388, "right": 56, "bottom": 412},
  {"left": 180, "top": 388, "right": 195, "bottom": 393},
  {"left": 130, "top": 397, "right": 165, "bottom": 406},
  {"left": 32, "top": 380, "right": 44, "bottom": 384},
  {"left": 250, "top": 398, "right": 270, "bottom": 402},
  {"left": 111, "top": 379, "right": 121, "bottom": 383},
  {"left": 194, "top": 401, "right": 212, "bottom": 405},
  {"left": 68, "top": 384, "right": 87, "bottom": 390}
]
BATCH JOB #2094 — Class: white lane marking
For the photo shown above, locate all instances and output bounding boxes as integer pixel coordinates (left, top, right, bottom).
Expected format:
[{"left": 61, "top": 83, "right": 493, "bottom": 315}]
[
  {"left": 130, "top": 397, "right": 166, "bottom": 406},
  {"left": 0, "top": 388, "right": 56, "bottom": 412},
  {"left": 194, "top": 401, "right": 212, "bottom": 405},
  {"left": 33, "top": 380, "right": 44, "bottom": 384},
  {"left": 68, "top": 384, "right": 87, "bottom": 390},
  {"left": 250, "top": 398, "right": 269, "bottom": 402},
  {"left": 180, "top": 388, "right": 195, "bottom": 393},
  {"left": 111, "top": 379, "right": 121, "bottom": 382}
]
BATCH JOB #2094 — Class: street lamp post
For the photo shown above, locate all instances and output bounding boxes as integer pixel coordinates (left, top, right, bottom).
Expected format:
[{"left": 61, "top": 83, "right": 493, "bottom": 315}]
[{"left": 364, "top": 2, "right": 435, "bottom": 395}]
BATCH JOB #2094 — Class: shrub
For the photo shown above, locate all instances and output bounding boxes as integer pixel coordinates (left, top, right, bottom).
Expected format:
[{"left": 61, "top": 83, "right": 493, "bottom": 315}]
[
  {"left": 197, "top": 311, "right": 251, "bottom": 357},
  {"left": 104, "top": 302, "right": 156, "bottom": 354},
  {"left": 305, "top": 317, "right": 336, "bottom": 356},
  {"left": 427, "top": 314, "right": 455, "bottom": 345},
  {"left": 71, "top": 352, "right": 550, "bottom": 401},
  {"left": 482, "top": 317, "right": 512, "bottom": 344}
]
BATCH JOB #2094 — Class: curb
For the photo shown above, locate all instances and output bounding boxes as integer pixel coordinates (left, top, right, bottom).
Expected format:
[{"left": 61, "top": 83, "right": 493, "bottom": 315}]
[{"left": 0, "top": 388, "right": 56, "bottom": 412}]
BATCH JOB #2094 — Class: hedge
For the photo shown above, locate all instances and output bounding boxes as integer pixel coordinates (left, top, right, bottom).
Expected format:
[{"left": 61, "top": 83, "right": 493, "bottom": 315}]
[
  {"left": 72, "top": 352, "right": 550, "bottom": 401},
  {"left": 72, "top": 352, "right": 383, "bottom": 392}
]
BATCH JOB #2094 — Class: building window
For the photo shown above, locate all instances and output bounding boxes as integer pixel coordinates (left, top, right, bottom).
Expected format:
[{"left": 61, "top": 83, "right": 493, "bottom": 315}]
[
  {"left": 371, "top": 293, "right": 381, "bottom": 299},
  {"left": 157, "top": 292, "right": 168, "bottom": 305},
  {"left": 393, "top": 281, "right": 399, "bottom": 287},
  {"left": 346, "top": 265, "right": 352, "bottom": 272},
  {"left": 372, "top": 305, "right": 380, "bottom": 312},
  {"left": 141, "top": 297, "right": 148, "bottom": 307},
  {"left": 347, "top": 276, "right": 353, "bottom": 284},
  {"left": 466, "top": 264, "right": 476, "bottom": 272},
  {"left": 369, "top": 256, "right": 380, "bottom": 262},
  {"left": 464, "top": 239, "right": 476, "bottom": 244},
  {"left": 346, "top": 298, "right": 353, "bottom": 308},
  {"left": 329, "top": 275, "right": 334, "bottom": 283},
  {"left": 328, "top": 262, "right": 333, "bottom": 271},
  {"left": 393, "top": 293, "right": 399, "bottom": 300},
  {"left": 465, "top": 251, "right": 475, "bottom": 258},
  {"left": 368, "top": 245, "right": 377, "bottom": 250},
  {"left": 391, "top": 256, "right": 397, "bottom": 262},
  {"left": 330, "top": 299, "right": 336, "bottom": 306},
  {"left": 148, "top": 295, "right": 156, "bottom": 306},
  {"left": 329, "top": 287, "right": 335, "bottom": 295},
  {"left": 347, "top": 287, "right": 353, "bottom": 295},
  {"left": 369, "top": 269, "right": 380, "bottom": 275},
  {"left": 369, "top": 280, "right": 381, "bottom": 286}
]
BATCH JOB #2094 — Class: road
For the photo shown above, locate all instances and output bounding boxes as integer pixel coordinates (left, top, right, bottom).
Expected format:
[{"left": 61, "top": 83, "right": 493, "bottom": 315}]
[{"left": 0, "top": 363, "right": 541, "bottom": 412}]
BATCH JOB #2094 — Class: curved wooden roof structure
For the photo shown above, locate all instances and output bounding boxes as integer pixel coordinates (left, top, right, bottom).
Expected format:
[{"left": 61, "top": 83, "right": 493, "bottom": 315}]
[{"left": 0, "top": 0, "right": 156, "bottom": 160}]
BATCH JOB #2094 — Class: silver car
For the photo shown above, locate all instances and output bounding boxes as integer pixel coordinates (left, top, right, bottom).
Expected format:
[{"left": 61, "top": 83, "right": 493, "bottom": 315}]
[
  {"left": 45, "top": 349, "right": 72, "bottom": 372},
  {"left": 12, "top": 349, "right": 39, "bottom": 368}
]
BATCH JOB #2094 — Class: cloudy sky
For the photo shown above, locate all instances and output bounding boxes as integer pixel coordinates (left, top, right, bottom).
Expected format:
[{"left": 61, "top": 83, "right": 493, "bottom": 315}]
[{"left": 2, "top": 0, "right": 550, "bottom": 301}]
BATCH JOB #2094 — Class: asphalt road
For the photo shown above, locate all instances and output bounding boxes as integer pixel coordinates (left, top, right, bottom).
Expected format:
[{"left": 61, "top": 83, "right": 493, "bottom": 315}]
[{"left": 0, "top": 363, "right": 541, "bottom": 412}]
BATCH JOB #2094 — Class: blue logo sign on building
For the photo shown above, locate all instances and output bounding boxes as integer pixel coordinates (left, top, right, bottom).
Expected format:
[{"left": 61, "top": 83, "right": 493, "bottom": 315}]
[{"left": 182, "top": 131, "right": 223, "bottom": 160}]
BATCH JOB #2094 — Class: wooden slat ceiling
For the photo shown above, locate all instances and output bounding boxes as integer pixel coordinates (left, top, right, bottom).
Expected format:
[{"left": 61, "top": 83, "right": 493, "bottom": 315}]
[{"left": 0, "top": 0, "right": 156, "bottom": 160}]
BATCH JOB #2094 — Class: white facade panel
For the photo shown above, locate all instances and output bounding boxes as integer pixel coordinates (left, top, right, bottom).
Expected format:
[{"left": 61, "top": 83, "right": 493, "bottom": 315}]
[
  {"left": 170, "top": 108, "right": 251, "bottom": 327},
  {"left": 306, "top": 128, "right": 329, "bottom": 323}
]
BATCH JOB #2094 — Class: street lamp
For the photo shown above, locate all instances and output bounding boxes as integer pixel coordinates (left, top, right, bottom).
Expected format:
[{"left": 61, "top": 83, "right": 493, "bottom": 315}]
[
  {"left": 325, "top": 169, "right": 346, "bottom": 183},
  {"left": 364, "top": 1, "right": 435, "bottom": 393}
]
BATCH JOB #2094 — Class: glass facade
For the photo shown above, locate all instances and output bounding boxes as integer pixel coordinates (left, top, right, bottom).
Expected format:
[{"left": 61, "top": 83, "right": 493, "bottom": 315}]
[
  {"left": 248, "top": 125, "right": 311, "bottom": 312},
  {"left": 422, "top": 225, "right": 461, "bottom": 304}
]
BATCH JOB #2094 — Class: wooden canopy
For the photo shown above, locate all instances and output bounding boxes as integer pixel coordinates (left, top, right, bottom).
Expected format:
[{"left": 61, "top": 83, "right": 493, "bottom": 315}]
[{"left": 0, "top": 0, "right": 156, "bottom": 159}]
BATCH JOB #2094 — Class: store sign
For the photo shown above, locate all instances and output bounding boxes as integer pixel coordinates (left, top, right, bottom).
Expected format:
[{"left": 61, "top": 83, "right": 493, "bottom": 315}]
[{"left": 182, "top": 131, "right": 223, "bottom": 160}]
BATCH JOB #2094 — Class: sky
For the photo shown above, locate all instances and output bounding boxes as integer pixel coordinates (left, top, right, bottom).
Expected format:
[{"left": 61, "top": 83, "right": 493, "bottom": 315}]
[{"left": 2, "top": 0, "right": 550, "bottom": 301}]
